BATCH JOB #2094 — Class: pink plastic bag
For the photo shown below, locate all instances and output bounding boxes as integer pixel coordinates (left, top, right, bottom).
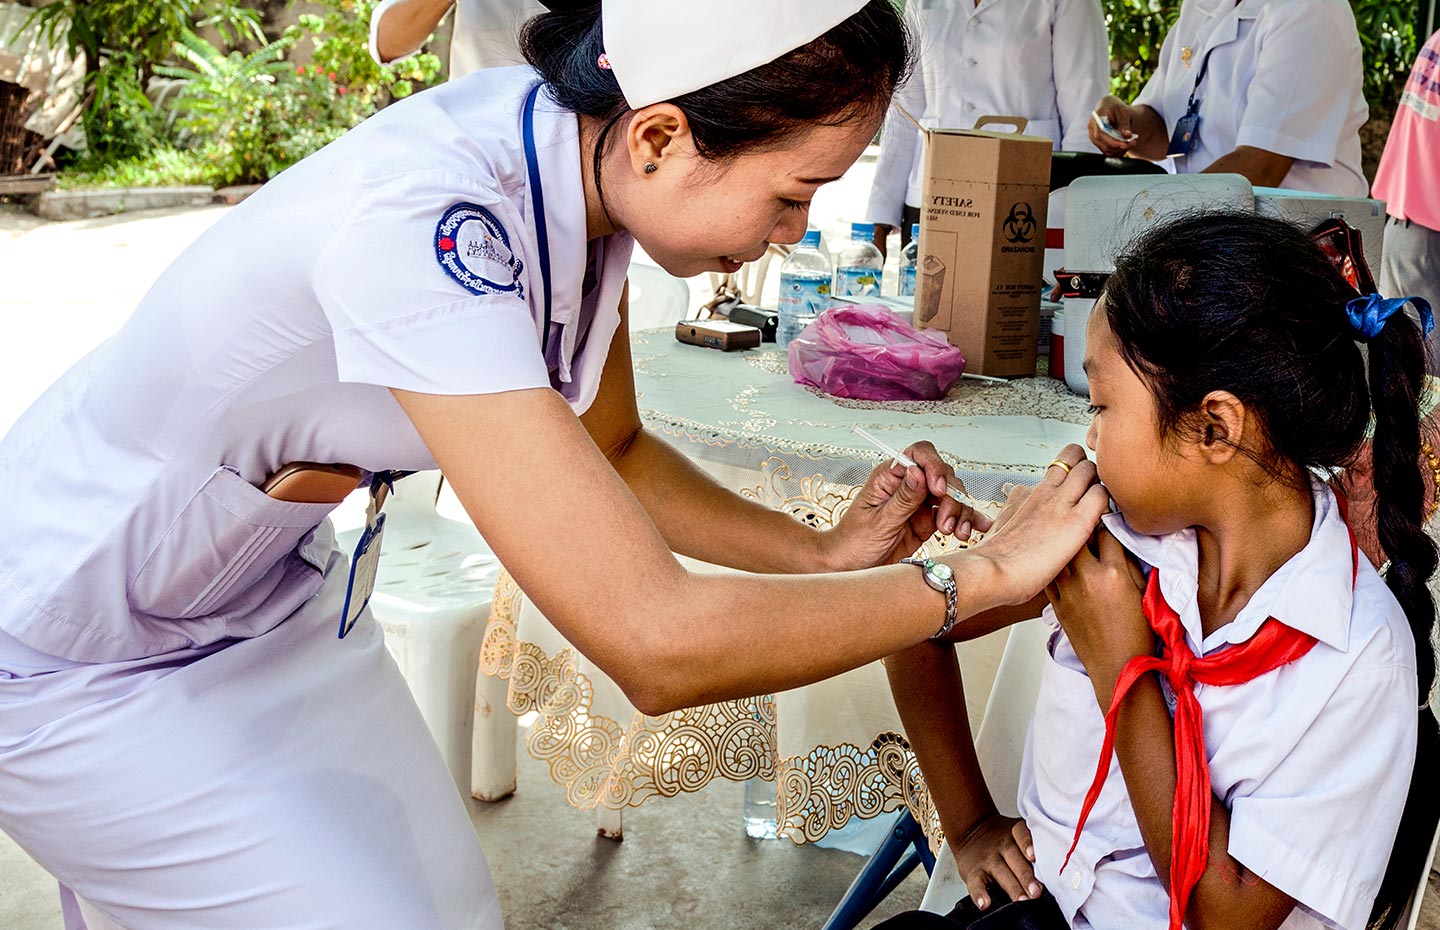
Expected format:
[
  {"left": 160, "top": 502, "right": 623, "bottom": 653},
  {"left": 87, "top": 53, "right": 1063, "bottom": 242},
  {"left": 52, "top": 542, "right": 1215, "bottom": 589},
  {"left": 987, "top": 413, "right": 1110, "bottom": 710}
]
[{"left": 787, "top": 304, "right": 966, "bottom": 401}]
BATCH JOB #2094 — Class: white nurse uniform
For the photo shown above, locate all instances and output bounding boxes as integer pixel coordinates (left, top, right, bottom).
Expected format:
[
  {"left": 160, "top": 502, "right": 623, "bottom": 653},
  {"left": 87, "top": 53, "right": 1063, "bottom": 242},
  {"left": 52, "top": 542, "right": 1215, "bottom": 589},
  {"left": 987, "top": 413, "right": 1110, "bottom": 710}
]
[{"left": 0, "top": 65, "right": 630, "bottom": 930}]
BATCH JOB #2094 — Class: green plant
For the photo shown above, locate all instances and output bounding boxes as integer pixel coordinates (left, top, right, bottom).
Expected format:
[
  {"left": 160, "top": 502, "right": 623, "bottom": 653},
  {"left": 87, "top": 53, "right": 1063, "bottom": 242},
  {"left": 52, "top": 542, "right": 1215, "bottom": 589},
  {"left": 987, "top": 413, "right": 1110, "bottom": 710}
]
[
  {"left": 287, "top": 0, "right": 443, "bottom": 107},
  {"left": 55, "top": 146, "right": 218, "bottom": 190},
  {"left": 155, "top": 30, "right": 373, "bottom": 185},
  {"left": 18, "top": 0, "right": 265, "bottom": 163},
  {"left": 157, "top": 30, "right": 295, "bottom": 144},
  {"left": 1102, "top": 0, "right": 1183, "bottom": 102},
  {"left": 1353, "top": 0, "right": 1422, "bottom": 116}
]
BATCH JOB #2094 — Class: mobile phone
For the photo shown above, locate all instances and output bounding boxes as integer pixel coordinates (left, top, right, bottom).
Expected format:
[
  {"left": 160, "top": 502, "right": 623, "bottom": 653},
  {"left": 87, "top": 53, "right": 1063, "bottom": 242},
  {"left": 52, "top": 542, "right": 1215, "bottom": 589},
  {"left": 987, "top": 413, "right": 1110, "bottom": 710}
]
[
  {"left": 261, "top": 462, "right": 364, "bottom": 503},
  {"left": 674, "top": 320, "right": 762, "bottom": 351},
  {"left": 1090, "top": 110, "right": 1137, "bottom": 143}
]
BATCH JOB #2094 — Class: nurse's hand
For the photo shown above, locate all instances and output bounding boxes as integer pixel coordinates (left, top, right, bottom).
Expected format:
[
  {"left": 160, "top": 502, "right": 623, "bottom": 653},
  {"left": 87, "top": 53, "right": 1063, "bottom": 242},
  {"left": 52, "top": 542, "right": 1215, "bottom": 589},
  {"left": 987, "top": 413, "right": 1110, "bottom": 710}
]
[
  {"left": 822, "top": 441, "right": 992, "bottom": 570},
  {"left": 960, "top": 445, "right": 1109, "bottom": 607},
  {"left": 1089, "top": 95, "right": 1140, "bottom": 157}
]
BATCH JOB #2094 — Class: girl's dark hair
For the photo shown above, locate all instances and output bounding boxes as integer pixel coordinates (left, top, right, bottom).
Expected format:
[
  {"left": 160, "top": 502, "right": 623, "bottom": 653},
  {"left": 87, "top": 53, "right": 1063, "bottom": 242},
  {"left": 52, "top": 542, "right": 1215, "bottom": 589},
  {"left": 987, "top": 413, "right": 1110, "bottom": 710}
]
[
  {"left": 520, "top": 1, "right": 911, "bottom": 216},
  {"left": 1102, "top": 211, "right": 1438, "bottom": 930}
]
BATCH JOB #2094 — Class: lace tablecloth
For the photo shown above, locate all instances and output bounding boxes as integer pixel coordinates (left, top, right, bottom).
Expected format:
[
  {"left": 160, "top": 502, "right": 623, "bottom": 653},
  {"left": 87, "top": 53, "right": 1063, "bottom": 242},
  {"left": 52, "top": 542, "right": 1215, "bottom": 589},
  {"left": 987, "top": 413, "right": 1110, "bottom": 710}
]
[{"left": 481, "top": 331, "right": 1093, "bottom": 848}]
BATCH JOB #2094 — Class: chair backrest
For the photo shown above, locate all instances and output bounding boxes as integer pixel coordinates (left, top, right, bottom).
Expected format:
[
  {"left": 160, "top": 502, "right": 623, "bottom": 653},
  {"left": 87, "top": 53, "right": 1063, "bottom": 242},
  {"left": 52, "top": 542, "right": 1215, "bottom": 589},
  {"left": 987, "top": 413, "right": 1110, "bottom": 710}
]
[
  {"left": 626, "top": 262, "right": 691, "bottom": 331},
  {"left": 970, "top": 618, "right": 1048, "bottom": 818},
  {"left": 706, "top": 242, "right": 794, "bottom": 308}
]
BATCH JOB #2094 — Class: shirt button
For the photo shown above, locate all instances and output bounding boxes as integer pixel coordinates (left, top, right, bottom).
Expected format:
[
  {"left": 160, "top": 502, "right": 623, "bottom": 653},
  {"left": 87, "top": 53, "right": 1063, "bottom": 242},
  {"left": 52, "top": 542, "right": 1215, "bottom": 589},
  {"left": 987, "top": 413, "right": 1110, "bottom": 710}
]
[
  {"left": 972, "top": 16, "right": 981, "bottom": 26},
  {"left": 964, "top": 102, "right": 976, "bottom": 112},
  {"left": 1071, "top": 873, "right": 1082, "bottom": 890},
  {"left": 966, "top": 58, "right": 978, "bottom": 67}
]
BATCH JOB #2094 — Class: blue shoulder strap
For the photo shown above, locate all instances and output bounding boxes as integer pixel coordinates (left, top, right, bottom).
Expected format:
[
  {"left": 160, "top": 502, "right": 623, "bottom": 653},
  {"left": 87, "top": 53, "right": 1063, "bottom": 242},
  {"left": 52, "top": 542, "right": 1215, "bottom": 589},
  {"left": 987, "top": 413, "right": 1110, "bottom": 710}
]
[{"left": 522, "top": 82, "right": 554, "bottom": 355}]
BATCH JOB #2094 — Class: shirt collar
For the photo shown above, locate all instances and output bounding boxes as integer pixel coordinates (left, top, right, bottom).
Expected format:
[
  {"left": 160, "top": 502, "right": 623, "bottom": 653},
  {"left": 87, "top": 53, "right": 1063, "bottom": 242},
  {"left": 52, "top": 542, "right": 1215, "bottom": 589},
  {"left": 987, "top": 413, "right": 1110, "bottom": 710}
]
[{"left": 1101, "top": 478, "right": 1354, "bottom": 656}]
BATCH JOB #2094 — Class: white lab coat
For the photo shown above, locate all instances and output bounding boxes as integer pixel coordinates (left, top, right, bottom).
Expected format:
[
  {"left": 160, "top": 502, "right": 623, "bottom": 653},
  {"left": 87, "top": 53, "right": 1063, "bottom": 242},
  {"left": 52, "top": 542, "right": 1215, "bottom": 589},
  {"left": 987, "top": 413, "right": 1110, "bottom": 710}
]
[
  {"left": 370, "top": 0, "right": 546, "bottom": 78},
  {"left": 866, "top": 0, "right": 1109, "bottom": 228},
  {"left": 1133, "top": 0, "right": 1369, "bottom": 197}
]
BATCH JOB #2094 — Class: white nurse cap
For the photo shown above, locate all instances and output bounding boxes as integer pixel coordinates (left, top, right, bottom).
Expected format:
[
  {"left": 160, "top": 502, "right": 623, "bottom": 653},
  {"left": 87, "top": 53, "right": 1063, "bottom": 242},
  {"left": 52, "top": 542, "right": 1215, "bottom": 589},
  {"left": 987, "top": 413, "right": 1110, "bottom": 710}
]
[{"left": 601, "top": 0, "right": 870, "bottom": 109}]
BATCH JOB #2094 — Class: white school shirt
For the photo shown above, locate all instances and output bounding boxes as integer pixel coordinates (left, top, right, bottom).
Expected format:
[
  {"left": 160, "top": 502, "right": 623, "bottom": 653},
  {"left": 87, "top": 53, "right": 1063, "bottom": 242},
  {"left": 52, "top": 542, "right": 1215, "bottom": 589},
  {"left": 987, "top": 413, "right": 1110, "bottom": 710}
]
[
  {"left": 865, "top": 0, "right": 1108, "bottom": 228},
  {"left": 0, "top": 66, "right": 630, "bottom": 663},
  {"left": 1018, "top": 481, "right": 1418, "bottom": 930},
  {"left": 369, "top": 0, "right": 546, "bottom": 77},
  {"left": 1133, "top": 0, "right": 1369, "bottom": 197}
]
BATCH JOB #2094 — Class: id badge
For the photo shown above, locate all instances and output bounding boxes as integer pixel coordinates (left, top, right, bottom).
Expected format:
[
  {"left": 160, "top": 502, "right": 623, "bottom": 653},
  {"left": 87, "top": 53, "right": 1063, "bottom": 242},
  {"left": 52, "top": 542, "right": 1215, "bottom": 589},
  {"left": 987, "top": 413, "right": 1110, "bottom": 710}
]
[
  {"left": 338, "top": 475, "right": 393, "bottom": 639},
  {"left": 1167, "top": 110, "right": 1200, "bottom": 157}
]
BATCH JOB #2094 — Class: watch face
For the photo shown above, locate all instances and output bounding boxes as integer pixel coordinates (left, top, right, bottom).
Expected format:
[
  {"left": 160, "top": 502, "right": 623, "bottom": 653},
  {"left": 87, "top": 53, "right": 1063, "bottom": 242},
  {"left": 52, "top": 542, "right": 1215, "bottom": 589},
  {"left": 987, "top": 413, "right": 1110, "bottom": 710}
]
[{"left": 931, "top": 562, "right": 954, "bottom": 582}]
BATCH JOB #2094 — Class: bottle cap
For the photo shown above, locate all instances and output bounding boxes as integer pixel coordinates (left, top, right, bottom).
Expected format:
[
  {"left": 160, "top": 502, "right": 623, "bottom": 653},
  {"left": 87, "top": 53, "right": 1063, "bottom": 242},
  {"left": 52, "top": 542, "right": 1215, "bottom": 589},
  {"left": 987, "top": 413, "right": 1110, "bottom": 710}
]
[
  {"left": 911, "top": 224, "right": 920, "bottom": 238},
  {"left": 801, "top": 229, "right": 822, "bottom": 248},
  {"left": 850, "top": 222, "right": 874, "bottom": 240}
]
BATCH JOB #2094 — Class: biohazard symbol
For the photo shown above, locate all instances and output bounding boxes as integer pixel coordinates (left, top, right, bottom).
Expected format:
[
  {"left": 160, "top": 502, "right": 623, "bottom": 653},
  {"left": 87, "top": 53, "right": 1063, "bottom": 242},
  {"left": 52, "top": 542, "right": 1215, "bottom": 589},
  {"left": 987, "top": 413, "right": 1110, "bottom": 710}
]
[{"left": 1003, "top": 202, "right": 1036, "bottom": 244}]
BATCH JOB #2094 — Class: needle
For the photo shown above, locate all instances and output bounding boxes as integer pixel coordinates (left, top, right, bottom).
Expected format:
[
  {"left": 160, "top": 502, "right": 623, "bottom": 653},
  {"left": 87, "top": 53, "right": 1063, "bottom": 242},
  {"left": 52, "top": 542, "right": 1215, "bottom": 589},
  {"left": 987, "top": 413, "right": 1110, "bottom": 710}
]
[{"left": 850, "top": 425, "right": 981, "bottom": 509}]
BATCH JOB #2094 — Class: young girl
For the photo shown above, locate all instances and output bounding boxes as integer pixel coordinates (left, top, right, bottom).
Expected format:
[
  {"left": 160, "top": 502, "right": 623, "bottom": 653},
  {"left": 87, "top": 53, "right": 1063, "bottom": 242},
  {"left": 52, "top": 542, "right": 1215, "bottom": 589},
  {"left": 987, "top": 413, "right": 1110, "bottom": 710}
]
[{"left": 880, "top": 212, "right": 1439, "bottom": 930}]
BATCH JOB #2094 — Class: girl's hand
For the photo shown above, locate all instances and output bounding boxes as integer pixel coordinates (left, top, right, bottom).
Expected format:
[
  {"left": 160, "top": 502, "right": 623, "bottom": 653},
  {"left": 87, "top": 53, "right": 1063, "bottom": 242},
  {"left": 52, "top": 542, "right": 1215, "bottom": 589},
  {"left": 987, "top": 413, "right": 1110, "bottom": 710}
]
[
  {"left": 823, "top": 442, "right": 993, "bottom": 570},
  {"left": 1044, "top": 527, "right": 1152, "bottom": 700},
  {"left": 950, "top": 814, "right": 1043, "bottom": 910},
  {"left": 960, "top": 445, "right": 1110, "bottom": 606}
]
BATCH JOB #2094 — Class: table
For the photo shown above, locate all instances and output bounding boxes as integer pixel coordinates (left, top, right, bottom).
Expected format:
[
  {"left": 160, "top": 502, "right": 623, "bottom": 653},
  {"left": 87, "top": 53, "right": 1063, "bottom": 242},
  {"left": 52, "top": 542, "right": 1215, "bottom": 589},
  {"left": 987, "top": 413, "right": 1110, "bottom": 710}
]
[{"left": 479, "top": 331, "right": 1092, "bottom": 849}]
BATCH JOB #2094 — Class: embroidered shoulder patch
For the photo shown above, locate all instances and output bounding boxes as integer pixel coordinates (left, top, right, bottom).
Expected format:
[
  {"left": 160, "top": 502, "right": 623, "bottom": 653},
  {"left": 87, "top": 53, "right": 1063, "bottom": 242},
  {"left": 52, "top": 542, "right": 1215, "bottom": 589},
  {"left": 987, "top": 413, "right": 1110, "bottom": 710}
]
[{"left": 434, "top": 202, "right": 525, "bottom": 299}]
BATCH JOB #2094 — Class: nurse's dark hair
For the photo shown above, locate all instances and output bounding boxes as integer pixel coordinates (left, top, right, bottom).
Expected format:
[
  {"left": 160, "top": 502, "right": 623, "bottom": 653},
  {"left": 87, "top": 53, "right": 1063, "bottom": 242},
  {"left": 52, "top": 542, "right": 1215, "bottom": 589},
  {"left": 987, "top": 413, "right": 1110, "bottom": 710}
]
[
  {"left": 1100, "top": 211, "right": 1438, "bottom": 930},
  {"left": 520, "top": 0, "right": 911, "bottom": 211}
]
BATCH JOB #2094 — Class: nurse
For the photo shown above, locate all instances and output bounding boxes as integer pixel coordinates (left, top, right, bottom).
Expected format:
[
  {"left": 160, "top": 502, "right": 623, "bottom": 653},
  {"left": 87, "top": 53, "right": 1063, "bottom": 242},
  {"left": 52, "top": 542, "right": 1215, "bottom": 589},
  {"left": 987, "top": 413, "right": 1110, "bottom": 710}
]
[
  {"left": 868, "top": 0, "right": 1109, "bottom": 256},
  {"left": 0, "top": 2, "right": 1107, "bottom": 928},
  {"left": 1089, "top": 0, "right": 1369, "bottom": 197}
]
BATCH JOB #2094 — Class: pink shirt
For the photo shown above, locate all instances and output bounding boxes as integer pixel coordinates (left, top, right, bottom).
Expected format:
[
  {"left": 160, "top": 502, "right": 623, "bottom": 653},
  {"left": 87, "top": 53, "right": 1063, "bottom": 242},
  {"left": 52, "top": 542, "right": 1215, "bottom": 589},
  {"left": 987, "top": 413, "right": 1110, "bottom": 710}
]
[{"left": 1373, "top": 30, "right": 1440, "bottom": 231}]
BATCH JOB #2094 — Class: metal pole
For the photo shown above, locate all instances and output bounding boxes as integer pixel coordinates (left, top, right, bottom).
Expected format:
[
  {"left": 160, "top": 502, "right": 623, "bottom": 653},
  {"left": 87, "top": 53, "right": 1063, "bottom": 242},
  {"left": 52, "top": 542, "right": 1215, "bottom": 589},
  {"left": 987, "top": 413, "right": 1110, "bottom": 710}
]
[{"left": 1423, "top": 0, "right": 1437, "bottom": 41}]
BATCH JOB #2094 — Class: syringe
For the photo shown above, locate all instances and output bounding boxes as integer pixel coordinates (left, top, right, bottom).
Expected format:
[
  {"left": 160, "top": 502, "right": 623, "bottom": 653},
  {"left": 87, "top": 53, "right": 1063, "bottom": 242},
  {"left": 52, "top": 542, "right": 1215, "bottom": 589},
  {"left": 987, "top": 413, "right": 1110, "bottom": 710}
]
[{"left": 850, "top": 425, "right": 982, "bottom": 509}]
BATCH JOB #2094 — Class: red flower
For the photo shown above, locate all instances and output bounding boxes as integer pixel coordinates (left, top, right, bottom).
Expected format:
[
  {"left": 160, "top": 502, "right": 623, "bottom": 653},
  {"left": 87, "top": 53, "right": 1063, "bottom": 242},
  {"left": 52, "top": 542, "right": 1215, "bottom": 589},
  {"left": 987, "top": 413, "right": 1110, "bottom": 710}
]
[
  {"left": 438, "top": 237, "right": 455, "bottom": 251},
  {"left": 327, "top": 72, "right": 336, "bottom": 81},
  {"left": 337, "top": 86, "right": 348, "bottom": 95},
  {"left": 295, "top": 66, "right": 304, "bottom": 75}
]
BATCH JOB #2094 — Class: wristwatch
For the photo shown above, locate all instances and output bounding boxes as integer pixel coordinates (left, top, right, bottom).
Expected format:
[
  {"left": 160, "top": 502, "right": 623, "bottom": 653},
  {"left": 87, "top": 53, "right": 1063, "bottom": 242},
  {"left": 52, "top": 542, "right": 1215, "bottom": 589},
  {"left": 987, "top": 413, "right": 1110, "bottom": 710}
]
[{"left": 902, "top": 557, "right": 958, "bottom": 639}]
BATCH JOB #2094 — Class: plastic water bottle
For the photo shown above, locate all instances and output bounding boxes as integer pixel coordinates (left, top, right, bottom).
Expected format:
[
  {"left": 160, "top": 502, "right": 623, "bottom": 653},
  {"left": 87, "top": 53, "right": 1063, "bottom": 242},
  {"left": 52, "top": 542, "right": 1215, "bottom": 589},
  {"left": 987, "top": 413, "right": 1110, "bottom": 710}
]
[
  {"left": 833, "top": 222, "right": 884, "bottom": 298},
  {"left": 899, "top": 223, "right": 920, "bottom": 296},
  {"left": 743, "top": 778, "right": 778, "bottom": 839},
  {"left": 777, "top": 229, "right": 831, "bottom": 347}
]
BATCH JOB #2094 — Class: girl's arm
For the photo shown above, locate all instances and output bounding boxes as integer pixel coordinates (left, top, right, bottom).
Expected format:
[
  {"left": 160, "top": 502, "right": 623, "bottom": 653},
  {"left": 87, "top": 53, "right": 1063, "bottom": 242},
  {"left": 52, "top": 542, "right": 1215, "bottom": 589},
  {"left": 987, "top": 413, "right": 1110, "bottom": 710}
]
[
  {"left": 1047, "top": 530, "right": 1297, "bottom": 930},
  {"left": 885, "top": 601, "right": 1047, "bottom": 910}
]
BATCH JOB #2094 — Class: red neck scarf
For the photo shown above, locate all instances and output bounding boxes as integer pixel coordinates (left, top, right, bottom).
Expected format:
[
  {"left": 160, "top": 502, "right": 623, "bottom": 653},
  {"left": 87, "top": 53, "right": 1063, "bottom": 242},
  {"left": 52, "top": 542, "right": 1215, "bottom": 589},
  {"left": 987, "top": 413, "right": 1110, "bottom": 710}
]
[{"left": 1060, "top": 514, "right": 1357, "bottom": 930}]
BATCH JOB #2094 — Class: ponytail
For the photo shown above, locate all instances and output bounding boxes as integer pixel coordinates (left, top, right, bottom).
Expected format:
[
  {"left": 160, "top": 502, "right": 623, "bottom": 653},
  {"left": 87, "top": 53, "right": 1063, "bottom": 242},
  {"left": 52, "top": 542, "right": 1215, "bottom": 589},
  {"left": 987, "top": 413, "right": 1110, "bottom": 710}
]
[{"left": 1365, "top": 301, "right": 1440, "bottom": 930}]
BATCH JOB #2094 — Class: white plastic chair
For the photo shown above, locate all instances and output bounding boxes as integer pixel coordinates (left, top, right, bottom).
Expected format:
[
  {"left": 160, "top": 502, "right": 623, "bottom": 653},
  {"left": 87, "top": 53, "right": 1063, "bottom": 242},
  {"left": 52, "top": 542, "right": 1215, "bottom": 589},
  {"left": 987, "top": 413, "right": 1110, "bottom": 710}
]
[
  {"left": 919, "top": 618, "right": 1048, "bottom": 912},
  {"left": 625, "top": 262, "right": 692, "bottom": 331},
  {"left": 335, "top": 471, "right": 511, "bottom": 799},
  {"left": 705, "top": 242, "right": 793, "bottom": 309}
]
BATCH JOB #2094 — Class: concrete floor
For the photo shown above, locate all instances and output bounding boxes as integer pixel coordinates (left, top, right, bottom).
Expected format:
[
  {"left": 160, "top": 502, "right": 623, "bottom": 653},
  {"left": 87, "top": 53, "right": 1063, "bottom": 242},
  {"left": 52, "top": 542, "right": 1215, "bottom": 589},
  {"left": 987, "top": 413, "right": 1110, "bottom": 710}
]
[{"left": 0, "top": 747, "right": 930, "bottom": 930}]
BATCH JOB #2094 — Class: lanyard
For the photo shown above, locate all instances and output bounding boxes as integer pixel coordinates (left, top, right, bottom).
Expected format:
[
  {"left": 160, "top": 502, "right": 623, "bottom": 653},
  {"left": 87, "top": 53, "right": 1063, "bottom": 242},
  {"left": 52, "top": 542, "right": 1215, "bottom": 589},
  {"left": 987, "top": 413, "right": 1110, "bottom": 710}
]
[
  {"left": 1184, "top": 44, "right": 1217, "bottom": 115},
  {"left": 522, "top": 82, "right": 555, "bottom": 355}
]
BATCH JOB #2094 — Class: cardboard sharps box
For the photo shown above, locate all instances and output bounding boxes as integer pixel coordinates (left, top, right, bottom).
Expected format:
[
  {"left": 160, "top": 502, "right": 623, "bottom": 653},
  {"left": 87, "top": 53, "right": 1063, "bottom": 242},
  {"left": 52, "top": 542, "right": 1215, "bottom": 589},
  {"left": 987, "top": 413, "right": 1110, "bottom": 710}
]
[{"left": 915, "top": 118, "right": 1052, "bottom": 378}]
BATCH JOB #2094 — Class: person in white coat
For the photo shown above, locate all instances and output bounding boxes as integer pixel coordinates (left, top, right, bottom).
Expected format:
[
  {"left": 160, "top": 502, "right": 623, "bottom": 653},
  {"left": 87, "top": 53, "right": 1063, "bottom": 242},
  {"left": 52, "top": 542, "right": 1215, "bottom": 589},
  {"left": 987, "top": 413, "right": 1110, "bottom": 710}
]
[
  {"left": 867, "top": 0, "right": 1109, "bottom": 258},
  {"left": 0, "top": 3, "right": 1109, "bottom": 929},
  {"left": 369, "top": 0, "right": 545, "bottom": 78},
  {"left": 1090, "top": 0, "right": 1369, "bottom": 197}
]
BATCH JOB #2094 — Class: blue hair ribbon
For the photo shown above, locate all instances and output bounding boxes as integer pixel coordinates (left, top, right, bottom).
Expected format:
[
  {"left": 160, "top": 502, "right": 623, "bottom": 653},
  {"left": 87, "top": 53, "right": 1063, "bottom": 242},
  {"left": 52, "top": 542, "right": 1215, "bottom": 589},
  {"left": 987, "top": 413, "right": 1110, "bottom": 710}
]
[{"left": 1344, "top": 294, "right": 1435, "bottom": 342}]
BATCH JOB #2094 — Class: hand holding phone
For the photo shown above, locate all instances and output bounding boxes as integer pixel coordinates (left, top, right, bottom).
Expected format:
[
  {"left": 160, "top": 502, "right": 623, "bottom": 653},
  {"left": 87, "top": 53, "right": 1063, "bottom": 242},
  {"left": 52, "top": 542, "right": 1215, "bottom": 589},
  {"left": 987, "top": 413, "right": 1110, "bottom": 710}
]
[{"left": 1090, "top": 110, "right": 1138, "bottom": 143}]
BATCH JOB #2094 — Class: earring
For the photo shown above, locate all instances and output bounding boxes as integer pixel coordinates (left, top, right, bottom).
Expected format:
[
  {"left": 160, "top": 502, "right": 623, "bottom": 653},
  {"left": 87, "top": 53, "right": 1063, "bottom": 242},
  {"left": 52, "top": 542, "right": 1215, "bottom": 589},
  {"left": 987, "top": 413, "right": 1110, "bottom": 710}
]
[{"left": 644, "top": 162, "right": 658, "bottom": 174}]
